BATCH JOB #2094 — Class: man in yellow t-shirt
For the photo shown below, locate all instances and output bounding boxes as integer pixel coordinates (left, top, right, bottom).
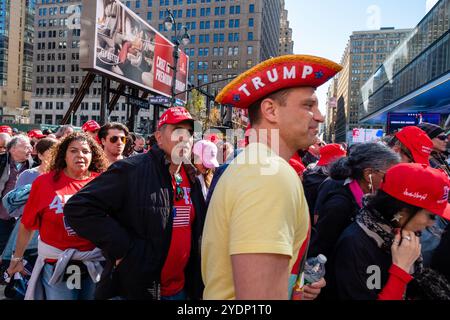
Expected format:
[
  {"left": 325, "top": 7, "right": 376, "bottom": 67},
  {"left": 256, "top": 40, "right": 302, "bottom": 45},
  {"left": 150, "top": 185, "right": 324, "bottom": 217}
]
[{"left": 201, "top": 55, "right": 342, "bottom": 300}]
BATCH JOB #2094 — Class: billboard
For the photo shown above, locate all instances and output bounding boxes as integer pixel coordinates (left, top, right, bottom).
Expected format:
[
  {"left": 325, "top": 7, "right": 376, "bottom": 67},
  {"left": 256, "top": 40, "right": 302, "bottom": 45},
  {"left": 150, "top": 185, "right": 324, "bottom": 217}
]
[
  {"left": 80, "top": 0, "right": 189, "bottom": 103},
  {"left": 387, "top": 113, "right": 441, "bottom": 134}
]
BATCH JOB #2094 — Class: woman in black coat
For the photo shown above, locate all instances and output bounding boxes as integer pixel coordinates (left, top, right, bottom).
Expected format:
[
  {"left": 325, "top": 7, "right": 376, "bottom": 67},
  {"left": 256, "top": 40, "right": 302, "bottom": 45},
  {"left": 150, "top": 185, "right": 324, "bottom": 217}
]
[{"left": 309, "top": 142, "right": 400, "bottom": 260}]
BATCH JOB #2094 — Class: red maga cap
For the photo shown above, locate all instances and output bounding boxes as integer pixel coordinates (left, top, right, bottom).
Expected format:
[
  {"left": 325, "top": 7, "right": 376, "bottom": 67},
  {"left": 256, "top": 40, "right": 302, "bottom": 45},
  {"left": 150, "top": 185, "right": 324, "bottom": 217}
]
[
  {"left": 27, "top": 129, "right": 46, "bottom": 139},
  {"left": 395, "top": 126, "right": 433, "bottom": 165},
  {"left": 317, "top": 144, "right": 347, "bottom": 167},
  {"left": 82, "top": 120, "right": 101, "bottom": 133},
  {"left": 380, "top": 163, "right": 450, "bottom": 220},
  {"left": 215, "top": 55, "right": 342, "bottom": 109},
  {"left": 158, "top": 107, "right": 193, "bottom": 130},
  {"left": 0, "top": 125, "right": 12, "bottom": 136}
]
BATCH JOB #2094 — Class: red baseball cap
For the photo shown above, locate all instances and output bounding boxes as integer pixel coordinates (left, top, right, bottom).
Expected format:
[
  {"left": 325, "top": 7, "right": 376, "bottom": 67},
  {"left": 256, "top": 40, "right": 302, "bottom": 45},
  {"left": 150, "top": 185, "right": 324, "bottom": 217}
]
[
  {"left": 317, "top": 144, "right": 347, "bottom": 166},
  {"left": 158, "top": 107, "right": 193, "bottom": 130},
  {"left": 395, "top": 126, "right": 433, "bottom": 165},
  {"left": 27, "top": 129, "right": 46, "bottom": 139},
  {"left": 0, "top": 126, "right": 12, "bottom": 136},
  {"left": 82, "top": 120, "right": 101, "bottom": 133},
  {"left": 289, "top": 152, "right": 306, "bottom": 177},
  {"left": 216, "top": 55, "right": 342, "bottom": 109},
  {"left": 380, "top": 163, "right": 450, "bottom": 220}
]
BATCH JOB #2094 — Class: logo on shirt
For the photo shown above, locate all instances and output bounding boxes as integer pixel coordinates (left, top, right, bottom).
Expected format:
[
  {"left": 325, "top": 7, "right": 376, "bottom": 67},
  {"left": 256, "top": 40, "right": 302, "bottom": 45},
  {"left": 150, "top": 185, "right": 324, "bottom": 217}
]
[
  {"left": 49, "top": 195, "right": 73, "bottom": 214},
  {"left": 173, "top": 206, "right": 191, "bottom": 228},
  {"left": 49, "top": 194, "right": 78, "bottom": 237}
]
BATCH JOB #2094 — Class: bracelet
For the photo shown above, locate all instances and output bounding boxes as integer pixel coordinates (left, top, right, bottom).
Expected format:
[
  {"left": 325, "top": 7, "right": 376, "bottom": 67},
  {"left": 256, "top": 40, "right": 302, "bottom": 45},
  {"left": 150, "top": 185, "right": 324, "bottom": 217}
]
[{"left": 11, "top": 255, "right": 23, "bottom": 262}]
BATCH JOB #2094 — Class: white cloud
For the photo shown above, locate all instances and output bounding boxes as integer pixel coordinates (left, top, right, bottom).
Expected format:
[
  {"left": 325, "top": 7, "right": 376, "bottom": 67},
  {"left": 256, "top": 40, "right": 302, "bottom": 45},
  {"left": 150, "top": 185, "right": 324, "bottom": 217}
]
[{"left": 426, "top": 0, "right": 439, "bottom": 12}]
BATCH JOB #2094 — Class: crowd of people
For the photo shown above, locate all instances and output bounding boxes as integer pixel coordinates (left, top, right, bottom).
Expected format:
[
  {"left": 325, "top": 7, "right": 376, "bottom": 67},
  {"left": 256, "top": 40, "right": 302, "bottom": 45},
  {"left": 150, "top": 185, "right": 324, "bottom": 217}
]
[{"left": 0, "top": 54, "right": 449, "bottom": 301}]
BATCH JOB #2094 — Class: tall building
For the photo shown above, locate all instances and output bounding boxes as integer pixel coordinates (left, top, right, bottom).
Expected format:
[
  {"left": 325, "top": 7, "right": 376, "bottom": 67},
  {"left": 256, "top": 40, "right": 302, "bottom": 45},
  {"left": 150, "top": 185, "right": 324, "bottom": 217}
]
[
  {"left": 130, "top": 0, "right": 286, "bottom": 96},
  {"left": 332, "top": 28, "right": 412, "bottom": 142},
  {"left": 31, "top": 0, "right": 288, "bottom": 128},
  {"left": 279, "top": 0, "right": 293, "bottom": 55},
  {"left": 360, "top": 0, "right": 450, "bottom": 132},
  {"left": 0, "top": 0, "right": 35, "bottom": 123},
  {"left": 324, "top": 76, "right": 338, "bottom": 142}
]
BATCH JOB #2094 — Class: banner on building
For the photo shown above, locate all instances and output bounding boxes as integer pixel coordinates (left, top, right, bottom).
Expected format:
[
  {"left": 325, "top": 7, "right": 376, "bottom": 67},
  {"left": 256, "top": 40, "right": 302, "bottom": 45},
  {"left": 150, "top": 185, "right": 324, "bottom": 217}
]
[
  {"left": 350, "top": 128, "right": 384, "bottom": 144},
  {"left": 80, "top": 0, "right": 189, "bottom": 103}
]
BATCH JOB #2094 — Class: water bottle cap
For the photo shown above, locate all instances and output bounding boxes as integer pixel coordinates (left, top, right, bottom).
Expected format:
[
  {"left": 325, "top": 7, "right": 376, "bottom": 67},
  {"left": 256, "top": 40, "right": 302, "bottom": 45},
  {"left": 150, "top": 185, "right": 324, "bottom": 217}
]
[{"left": 317, "top": 254, "right": 327, "bottom": 264}]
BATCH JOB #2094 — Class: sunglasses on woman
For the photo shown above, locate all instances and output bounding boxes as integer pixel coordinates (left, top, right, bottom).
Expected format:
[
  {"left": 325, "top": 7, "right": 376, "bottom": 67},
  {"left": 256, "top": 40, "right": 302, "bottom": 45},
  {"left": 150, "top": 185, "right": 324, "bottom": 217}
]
[{"left": 109, "top": 136, "right": 127, "bottom": 144}]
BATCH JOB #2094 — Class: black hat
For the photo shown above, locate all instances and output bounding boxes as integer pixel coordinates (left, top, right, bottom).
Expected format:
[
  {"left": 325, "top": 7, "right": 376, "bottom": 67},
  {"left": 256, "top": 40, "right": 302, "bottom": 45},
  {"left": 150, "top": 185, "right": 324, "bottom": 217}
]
[{"left": 417, "top": 123, "right": 445, "bottom": 140}]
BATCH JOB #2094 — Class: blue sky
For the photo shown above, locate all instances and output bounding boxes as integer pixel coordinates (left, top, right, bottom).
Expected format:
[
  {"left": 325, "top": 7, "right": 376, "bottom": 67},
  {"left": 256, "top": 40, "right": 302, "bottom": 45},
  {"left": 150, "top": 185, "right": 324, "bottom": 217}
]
[{"left": 284, "top": 0, "right": 439, "bottom": 112}]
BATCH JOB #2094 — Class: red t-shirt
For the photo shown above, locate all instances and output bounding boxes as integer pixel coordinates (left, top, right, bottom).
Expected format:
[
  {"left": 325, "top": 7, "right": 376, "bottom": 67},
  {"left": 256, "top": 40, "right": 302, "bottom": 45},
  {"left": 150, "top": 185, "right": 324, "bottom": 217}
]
[
  {"left": 161, "top": 166, "right": 195, "bottom": 297},
  {"left": 21, "top": 170, "right": 99, "bottom": 252}
]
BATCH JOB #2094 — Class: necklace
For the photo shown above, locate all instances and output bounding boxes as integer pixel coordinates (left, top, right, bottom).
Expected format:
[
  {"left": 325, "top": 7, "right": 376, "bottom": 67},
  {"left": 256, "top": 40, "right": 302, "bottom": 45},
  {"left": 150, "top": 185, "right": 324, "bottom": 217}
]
[{"left": 172, "top": 164, "right": 185, "bottom": 202}]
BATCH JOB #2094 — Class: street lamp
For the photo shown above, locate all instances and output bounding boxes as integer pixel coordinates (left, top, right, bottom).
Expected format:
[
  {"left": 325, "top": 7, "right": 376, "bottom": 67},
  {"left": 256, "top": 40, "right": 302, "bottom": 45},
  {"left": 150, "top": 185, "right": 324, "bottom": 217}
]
[{"left": 164, "top": 9, "right": 190, "bottom": 107}]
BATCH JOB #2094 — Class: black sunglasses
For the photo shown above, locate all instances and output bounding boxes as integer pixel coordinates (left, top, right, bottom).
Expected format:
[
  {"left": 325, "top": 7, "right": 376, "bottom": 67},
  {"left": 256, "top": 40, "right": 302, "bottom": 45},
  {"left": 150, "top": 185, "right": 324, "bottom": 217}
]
[
  {"left": 436, "top": 135, "right": 448, "bottom": 141},
  {"left": 109, "top": 136, "right": 127, "bottom": 144}
]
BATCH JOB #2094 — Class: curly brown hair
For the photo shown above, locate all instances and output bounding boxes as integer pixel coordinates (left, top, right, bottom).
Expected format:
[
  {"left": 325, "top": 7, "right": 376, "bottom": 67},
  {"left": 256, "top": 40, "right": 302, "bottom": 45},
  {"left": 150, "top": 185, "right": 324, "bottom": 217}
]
[{"left": 49, "top": 132, "right": 108, "bottom": 182}]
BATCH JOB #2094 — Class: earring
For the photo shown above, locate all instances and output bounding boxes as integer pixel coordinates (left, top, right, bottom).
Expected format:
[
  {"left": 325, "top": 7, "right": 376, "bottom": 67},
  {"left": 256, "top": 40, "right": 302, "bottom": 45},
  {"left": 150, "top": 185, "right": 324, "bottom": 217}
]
[
  {"left": 368, "top": 174, "right": 373, "bottom": 193},
  {"left": 392, "top": 213, "right": 403, "bottom": 223}
]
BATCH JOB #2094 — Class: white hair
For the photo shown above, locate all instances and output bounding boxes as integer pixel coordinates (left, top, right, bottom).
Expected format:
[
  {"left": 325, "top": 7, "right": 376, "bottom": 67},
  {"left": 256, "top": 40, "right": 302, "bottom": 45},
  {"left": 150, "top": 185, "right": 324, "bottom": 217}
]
[
  {"left": 6, "top": 135, "right": 30, "bottom": 152},
  {"left": 0, "top": 133, "right": 11, "bottom": 144}
]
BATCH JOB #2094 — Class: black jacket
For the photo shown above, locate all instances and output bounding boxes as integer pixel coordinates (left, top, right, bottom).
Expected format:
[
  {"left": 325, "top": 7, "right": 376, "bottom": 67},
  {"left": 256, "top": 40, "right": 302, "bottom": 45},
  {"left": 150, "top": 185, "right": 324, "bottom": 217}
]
[
  {"left": 302, "top": 167, "right": 328, "bottom": 222},
  {"left": 431, "top": 223, "right": 450, "bottom": 283},
  {"left": 327, "top": 222, "right": 392, "bottom": 300},
  {"left": 430, "top": 151, "right": 450, "bottom": 177},
  {"left": 64, "top": 147, "right": 207, "bottom": 300},
  {"left": 308, "top": 181, "right": 360, "bottom": 259}
]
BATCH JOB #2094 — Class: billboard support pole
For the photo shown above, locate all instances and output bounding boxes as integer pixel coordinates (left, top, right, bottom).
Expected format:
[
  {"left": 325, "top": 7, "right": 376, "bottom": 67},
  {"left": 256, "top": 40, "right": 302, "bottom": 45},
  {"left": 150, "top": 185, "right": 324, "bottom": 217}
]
[
  {"left": 152, "top": 104, "right": 159, "bottom": 133},
  {"left": 108, "top": 83, "right": 126, "bottom": 115},
  {"left": 61, "top": 72, "right": 95, "bottom": 125},
  {"left": 100, "top": 77, "right": 110, "bottom": 125}
]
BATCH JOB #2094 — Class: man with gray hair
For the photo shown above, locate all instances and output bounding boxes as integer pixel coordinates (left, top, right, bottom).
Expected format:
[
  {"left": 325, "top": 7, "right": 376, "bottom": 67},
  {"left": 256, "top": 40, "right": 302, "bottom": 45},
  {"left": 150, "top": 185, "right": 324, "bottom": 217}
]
[
  {"left": 0, "top": 135, "right": 33, "bottom": 254},
  {"left": 0, "top": 133, "right": 12, "bottom": 155}
]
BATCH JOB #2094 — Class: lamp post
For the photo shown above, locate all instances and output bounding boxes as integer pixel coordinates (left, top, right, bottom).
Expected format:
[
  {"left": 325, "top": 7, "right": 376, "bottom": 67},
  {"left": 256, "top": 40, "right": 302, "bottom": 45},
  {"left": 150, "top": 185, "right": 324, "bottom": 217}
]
[{"left": 164, "top": 9, "right": 190, "bottom": 107}]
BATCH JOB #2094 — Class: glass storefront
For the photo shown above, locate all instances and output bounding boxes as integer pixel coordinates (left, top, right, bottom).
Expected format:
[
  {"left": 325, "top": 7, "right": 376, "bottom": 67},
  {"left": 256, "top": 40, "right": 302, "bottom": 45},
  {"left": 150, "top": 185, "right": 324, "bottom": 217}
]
[{"left": 360, "top": 0, "right": 450, "bottom": 121}]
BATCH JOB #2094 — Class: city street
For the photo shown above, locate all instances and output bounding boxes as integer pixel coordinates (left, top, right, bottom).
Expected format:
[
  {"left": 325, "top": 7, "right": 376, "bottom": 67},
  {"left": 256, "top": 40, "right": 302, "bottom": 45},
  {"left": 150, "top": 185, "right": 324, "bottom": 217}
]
[{"left": 0, "top": 0, "right": 448, "bottom": 304}]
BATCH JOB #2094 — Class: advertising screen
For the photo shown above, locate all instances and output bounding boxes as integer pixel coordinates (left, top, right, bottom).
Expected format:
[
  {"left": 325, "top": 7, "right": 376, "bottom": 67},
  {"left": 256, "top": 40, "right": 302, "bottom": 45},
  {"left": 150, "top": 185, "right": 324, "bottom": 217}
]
[{"left": 387, "top": 113, "right": 441, "bottom": 134}]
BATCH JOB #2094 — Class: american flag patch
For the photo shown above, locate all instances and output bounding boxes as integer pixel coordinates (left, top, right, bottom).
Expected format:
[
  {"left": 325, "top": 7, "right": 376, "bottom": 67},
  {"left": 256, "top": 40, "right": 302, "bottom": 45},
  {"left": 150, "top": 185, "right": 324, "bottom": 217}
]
[
  {"left": 63, "top": 216, "right": 77, "bottom": 236},
  {"left": 173, "top": 206, "right": 191, "bottom": 228}
]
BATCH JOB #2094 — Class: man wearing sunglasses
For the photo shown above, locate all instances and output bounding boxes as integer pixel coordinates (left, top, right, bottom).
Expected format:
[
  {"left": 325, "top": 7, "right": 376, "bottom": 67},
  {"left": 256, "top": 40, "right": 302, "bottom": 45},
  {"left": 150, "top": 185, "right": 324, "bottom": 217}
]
[
  {"left": 98, "top": 122, "right": 129, "bottom": 165},
  {"left": 64, "top": 107, "right": 207, "bottom": 301},
  {"left": 416, "top": 122, "right": 450, "bottom": 267},
  {"left": 418, "top": 122, "right": 450, "bottom": 176}
]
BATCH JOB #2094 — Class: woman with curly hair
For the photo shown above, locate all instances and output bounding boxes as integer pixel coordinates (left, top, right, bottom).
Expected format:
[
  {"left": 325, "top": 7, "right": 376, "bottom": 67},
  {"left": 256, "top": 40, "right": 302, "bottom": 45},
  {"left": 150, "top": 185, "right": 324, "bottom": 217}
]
[{"left": 7, "top": 133, "right": 108, "bottom": 300}]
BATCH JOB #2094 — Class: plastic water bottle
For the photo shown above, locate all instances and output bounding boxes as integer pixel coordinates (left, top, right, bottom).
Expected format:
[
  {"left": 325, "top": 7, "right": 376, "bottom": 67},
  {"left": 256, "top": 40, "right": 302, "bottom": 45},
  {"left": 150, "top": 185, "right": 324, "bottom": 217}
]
[
  {"left": 304, "top": 254, "right": 327, "bottom": 286},
  {"left": 291, "top": 254, "right": 327, "bottom": 300}
]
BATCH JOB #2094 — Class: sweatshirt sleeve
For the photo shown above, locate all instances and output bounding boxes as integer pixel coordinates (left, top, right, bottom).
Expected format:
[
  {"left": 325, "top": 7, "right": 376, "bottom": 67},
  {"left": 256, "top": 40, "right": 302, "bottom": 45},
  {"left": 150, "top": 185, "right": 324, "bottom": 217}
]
[
  {"left": 377, "top": 264, "right": 413, "bottom": 300},
  {"left": 64, "top": 162, "right": 133, "bottom": 261}
]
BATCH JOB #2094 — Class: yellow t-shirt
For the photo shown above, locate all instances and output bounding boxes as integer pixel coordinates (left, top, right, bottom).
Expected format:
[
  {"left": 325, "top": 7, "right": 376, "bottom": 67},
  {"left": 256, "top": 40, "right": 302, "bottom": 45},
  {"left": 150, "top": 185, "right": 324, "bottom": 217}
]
[{"left": 201, "top": 143, "right": 309, "bottom": 300}]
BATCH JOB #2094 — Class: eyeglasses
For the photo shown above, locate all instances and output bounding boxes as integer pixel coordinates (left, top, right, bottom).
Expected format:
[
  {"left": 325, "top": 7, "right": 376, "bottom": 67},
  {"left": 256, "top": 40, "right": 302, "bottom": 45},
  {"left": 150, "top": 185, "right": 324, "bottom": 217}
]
[
  {"left": 174, "top": 172, "right": 184, "bottom": 201},
  {"left": 436, "top": 135, "right": 448, "bottom": 141},
  {"left": 109, "top": 136, "right": 127, "bottom": 144}
]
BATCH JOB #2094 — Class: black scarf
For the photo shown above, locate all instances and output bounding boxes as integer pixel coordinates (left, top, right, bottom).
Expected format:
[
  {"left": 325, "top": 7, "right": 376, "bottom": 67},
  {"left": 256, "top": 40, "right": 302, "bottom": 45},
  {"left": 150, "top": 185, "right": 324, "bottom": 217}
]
[{"left": 357, "top": 202, "right": 450, "bottom": 300}]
